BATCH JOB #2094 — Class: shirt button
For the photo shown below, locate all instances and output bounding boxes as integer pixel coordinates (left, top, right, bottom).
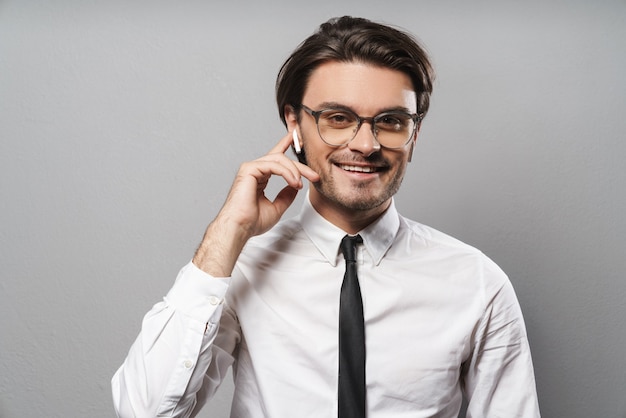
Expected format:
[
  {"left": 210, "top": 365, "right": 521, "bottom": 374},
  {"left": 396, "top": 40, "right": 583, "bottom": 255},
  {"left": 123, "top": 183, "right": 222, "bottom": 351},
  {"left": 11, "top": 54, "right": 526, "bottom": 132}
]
[
  {"left": 208, "top": 296, "right": 221, "bottom": 306},
  {"left": 183, "top": 360, "right": 194, "bottom": 369}
]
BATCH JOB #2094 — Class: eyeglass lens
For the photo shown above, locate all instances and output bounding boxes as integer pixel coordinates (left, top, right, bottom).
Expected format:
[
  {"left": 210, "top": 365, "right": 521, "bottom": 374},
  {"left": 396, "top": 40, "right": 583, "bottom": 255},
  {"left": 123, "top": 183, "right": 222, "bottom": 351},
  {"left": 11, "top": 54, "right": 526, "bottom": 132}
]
[{"left": 315, "top": 108, "right": 415, "bottom": 148}]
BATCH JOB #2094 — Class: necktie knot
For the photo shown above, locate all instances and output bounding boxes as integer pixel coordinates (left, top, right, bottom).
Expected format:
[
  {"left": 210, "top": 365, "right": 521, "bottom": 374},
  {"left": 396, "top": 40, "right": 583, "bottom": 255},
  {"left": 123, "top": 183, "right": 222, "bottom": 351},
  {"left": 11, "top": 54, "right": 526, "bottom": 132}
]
[{"left": 340, "top": 234, "right": 362, "bottom": 263}]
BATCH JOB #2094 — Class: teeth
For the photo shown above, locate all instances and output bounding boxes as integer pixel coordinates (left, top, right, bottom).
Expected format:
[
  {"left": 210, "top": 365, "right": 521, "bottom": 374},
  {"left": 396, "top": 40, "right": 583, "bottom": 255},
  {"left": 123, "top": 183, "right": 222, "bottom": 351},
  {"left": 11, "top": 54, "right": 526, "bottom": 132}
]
[{"left": 339, "top": 164, "right": 376, "bottom": 173}]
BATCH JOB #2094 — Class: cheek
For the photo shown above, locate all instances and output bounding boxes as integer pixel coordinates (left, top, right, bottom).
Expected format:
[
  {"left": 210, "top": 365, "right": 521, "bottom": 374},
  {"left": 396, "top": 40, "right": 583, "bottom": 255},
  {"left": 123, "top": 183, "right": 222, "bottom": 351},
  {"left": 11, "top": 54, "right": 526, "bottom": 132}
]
[{"left": 301, "top": 136, "right": 330, "bottom": 168}]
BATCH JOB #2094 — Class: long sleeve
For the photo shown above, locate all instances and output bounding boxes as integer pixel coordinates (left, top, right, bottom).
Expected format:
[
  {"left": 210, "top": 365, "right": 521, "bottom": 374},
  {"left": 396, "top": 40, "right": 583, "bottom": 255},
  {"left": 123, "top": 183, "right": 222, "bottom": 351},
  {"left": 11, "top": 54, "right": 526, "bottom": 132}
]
[
  {"left": 112, "top": 262, "right": 239, "bottom": 418},
  {"left": 462, "top": 269, "right": 541, "bottom": 418}
]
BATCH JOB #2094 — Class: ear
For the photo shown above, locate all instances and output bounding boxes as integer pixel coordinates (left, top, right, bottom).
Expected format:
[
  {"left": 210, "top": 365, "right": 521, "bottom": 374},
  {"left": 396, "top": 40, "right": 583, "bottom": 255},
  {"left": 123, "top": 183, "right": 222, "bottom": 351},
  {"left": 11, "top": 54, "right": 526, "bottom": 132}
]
[
  {"left": 284, "top": 105, "right": 298, "bottom": 132},
  {"left": 284, "top": 104, "right": 304, "bottom": 159}
]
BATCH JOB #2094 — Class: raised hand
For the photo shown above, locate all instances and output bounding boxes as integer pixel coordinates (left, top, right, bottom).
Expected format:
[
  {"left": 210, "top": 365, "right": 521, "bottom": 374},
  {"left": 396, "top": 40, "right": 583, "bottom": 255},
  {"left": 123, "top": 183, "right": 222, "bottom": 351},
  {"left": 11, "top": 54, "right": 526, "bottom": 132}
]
[{"left": 192, "top": 132, "right": 319, "bottom": 277}]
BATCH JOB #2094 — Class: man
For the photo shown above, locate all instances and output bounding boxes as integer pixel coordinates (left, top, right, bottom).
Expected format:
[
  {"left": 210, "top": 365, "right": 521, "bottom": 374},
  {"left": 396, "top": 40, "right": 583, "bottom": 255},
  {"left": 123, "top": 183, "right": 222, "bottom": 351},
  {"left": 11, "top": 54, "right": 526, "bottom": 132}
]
[{"left": 113, "top": 16, "right": 540, "bottom": 417}]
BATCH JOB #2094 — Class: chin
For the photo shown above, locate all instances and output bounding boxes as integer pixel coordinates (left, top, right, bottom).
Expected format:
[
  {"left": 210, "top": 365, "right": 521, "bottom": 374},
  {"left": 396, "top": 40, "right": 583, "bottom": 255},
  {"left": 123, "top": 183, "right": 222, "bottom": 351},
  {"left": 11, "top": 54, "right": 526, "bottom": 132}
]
[{"left": 315, "top": 185, "right": 392, "bottom": 212}]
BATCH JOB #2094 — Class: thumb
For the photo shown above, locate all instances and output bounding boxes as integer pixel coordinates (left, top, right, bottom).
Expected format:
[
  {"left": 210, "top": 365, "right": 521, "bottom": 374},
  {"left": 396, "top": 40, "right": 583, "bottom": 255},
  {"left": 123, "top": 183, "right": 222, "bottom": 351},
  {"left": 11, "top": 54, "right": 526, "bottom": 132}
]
[{"left": 272, "top": 185, "right": 299, "bottom": 217}]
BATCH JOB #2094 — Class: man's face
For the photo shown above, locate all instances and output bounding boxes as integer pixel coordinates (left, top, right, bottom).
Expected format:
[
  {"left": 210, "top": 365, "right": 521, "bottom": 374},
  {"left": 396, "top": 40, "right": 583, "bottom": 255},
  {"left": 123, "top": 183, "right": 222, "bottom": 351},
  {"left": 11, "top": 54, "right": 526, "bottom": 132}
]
[{"left": 291, "top": 61, "right": 418, "bottom": 224}]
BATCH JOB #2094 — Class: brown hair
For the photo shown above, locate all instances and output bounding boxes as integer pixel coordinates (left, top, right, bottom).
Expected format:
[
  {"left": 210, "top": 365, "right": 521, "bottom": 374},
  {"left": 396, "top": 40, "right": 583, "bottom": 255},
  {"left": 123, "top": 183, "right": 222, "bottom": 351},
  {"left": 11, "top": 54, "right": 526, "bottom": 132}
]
[{"left": 276, "top": 16, "right": 435, "bottom": 126}]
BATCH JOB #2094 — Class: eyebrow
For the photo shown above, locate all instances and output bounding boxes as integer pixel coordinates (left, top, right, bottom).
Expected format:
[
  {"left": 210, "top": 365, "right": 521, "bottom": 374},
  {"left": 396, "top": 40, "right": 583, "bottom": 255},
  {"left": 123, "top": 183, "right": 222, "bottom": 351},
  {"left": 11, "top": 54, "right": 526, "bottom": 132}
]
[{"left": 315, "top": 101, "right": 415, "bottom": 115}]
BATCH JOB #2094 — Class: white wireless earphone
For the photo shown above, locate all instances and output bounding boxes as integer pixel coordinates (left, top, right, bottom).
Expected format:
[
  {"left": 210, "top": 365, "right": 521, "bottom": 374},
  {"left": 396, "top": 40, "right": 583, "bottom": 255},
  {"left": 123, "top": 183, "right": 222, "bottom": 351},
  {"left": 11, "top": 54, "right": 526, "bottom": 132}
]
[{"left": 292, "top": 129, "right": 302, "bottom": 154}]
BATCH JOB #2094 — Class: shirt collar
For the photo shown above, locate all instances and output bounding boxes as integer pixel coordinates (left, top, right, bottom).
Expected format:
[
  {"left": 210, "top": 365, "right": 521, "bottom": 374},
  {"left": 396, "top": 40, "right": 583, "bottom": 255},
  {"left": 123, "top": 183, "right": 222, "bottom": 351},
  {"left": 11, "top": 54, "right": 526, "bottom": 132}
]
[{"left": 299, "top": 192, "right": 400, "bottom": 267}]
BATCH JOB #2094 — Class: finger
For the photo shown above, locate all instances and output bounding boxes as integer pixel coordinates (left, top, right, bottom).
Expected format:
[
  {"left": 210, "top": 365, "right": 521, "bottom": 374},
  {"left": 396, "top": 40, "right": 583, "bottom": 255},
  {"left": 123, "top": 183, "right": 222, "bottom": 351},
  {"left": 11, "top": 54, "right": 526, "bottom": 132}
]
[
  {"left": 294, "top": 161, "right": 320, "bottom": 183},
  {"left": 267, "top": 131, "right": 296, "bottom": 155},
  {"left": 242, "top": 158, "right": 304, "bottom": 190},
  {"left": 261, "top": 140, "right": 321, "bottom": 184},
  {"left": 253, "top": 148, "right": 307, "bottom": 184},
  {"left": 261, "top": 132, "right": 321, "bottom": 184}
]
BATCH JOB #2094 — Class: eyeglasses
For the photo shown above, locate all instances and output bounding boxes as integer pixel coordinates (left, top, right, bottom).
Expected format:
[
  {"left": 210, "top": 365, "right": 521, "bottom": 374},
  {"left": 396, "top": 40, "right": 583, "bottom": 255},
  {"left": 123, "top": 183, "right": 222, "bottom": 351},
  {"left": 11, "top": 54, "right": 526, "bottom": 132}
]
[{"left": 299, "top": 104, "right": 422, "bottom": 149}]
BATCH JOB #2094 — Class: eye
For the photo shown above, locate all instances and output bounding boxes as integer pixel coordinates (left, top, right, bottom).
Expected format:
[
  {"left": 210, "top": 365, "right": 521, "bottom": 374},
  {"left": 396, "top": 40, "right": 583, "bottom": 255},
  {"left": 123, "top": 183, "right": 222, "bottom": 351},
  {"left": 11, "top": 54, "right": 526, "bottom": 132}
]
[
  {"left": 376, "top": 114, "right": 410, "bottom": 131},
  {"left": 320, "top": 110, "right": 357, "bottom": 128}
]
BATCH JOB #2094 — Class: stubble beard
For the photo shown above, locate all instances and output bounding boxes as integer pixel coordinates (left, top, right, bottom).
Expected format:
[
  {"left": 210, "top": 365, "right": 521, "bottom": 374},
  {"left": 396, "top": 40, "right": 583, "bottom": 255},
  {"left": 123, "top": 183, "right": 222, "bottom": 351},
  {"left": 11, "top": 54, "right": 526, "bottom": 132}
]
[
  {"left": 299, "top": 141, "right": 407, "bottom": 213},
  {"left": 311, "top": 159, "right": 406, "bottom": 213}
]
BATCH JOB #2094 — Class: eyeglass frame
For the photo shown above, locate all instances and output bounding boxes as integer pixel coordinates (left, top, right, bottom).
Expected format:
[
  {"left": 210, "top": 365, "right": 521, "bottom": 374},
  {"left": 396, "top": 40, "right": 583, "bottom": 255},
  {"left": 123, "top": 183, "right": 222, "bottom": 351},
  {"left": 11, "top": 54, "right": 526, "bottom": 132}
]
[{"left": 298, "top": 104, "right": 423, "bottom": 150}]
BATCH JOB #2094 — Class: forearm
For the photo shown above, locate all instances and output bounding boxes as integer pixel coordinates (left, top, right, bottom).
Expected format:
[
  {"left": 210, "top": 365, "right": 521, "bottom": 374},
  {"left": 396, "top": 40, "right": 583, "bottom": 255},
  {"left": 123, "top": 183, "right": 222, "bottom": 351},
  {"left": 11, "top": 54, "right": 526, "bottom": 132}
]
[{"left": 193, "top": 213, "right": 252, "bottom": 277}]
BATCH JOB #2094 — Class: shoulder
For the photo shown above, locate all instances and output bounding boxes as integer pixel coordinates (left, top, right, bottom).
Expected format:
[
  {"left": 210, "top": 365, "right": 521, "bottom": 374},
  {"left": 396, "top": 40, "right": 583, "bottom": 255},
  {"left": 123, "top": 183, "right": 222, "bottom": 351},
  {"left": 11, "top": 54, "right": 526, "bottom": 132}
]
[
  {"left": 397, "top": 214, "right": 482, "bottom": 255},
  {"left": 397, "top": 214, "right": 509, "bottom": 288}
]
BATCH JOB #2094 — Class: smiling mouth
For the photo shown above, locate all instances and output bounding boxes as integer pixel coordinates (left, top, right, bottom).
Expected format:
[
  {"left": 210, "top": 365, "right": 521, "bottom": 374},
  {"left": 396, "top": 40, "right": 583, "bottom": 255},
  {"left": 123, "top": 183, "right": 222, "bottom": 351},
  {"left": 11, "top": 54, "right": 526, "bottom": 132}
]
[{"left": 337, "top": 164, "right": 383, "bottom": 173}]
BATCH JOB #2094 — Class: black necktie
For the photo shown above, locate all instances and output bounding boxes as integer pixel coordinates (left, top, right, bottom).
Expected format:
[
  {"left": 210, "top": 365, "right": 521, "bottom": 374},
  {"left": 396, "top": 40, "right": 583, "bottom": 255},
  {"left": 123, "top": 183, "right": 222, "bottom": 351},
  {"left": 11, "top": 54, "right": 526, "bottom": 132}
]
[{"left": 338, "top": 234, "right": 366, "bottom": 418}]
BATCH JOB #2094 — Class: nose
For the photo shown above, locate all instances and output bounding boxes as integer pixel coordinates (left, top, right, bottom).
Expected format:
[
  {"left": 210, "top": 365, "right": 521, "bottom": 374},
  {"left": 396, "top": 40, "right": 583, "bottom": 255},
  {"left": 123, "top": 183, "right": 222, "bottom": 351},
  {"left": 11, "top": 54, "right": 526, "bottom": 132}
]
[{"left": 347, "top": 120, "right": 381, "bottom": 157}]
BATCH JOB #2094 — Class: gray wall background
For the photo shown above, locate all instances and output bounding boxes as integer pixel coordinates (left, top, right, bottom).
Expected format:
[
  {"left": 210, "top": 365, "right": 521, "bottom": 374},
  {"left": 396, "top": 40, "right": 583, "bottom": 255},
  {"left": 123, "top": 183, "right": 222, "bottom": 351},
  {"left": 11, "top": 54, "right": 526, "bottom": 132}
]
[{"left": 1, "top": 1, "right": 625, "bottom": 417}]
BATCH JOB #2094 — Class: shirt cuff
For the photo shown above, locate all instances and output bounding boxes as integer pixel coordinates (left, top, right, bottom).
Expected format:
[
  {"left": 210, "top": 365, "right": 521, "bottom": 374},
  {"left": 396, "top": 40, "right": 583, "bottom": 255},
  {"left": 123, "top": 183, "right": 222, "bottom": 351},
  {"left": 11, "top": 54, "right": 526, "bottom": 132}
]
[{"left": 164, "top": 261, "right": 230, "bottom": 322}]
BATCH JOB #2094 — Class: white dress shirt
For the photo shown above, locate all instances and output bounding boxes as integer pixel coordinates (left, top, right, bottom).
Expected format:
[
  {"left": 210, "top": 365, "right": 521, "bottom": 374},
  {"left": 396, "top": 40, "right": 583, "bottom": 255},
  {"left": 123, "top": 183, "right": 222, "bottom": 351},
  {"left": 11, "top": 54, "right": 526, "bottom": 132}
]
[{"left": 112, "top": 197, "right": 540, "bottom": 417}]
